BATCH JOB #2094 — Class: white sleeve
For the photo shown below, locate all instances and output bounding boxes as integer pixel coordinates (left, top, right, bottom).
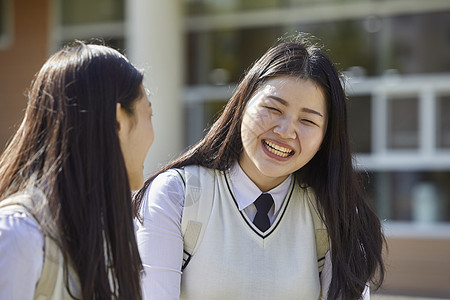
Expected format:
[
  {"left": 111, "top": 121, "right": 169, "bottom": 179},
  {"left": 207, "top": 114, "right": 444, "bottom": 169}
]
[
  {"left": 320, "top": 250, "right": 332, "bottom": 299},
  {"left": 136, "top": 171, "right": 185, "bottom": 300},
  {"left": 320, "top": 251, "right": 370, "bottom": 300},
  {"left": 0, "top": 209, "right": 44, "bottom": 299}
]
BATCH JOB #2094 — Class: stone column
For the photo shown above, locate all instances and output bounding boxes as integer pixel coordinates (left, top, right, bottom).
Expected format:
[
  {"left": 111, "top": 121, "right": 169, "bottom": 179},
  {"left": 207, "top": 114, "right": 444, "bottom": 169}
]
[{"left": 126, "top": 0, "right": 183, "bottom": 176}]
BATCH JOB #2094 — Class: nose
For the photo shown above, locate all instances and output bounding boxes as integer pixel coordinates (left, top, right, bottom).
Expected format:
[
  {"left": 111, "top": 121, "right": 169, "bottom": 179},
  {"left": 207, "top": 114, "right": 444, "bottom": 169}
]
[{"left": 273, "top": 117, "right": 297, "bottom": 139}]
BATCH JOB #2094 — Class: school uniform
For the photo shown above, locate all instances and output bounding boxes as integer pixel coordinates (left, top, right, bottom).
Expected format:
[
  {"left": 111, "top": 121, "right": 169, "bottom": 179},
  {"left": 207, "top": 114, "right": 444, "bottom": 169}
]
[{"left": 137, "top": 161, "right": 371, "bottom": 299}]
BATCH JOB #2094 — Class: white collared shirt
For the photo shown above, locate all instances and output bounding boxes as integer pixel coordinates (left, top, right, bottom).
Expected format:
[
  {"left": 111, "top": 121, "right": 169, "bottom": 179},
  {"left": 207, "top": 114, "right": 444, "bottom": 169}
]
[
  {"left": 0, "top": 207, "right": 44, "bottom": 299},
  {"left": 229, "top": 161, "right": 292, "bottom": 225}
]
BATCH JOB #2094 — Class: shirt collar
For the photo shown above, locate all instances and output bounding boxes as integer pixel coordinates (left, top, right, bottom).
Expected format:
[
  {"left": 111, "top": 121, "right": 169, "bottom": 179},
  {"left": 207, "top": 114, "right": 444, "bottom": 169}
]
[{"left": 229, "top": 161, "right": 292, "bottom": 214}]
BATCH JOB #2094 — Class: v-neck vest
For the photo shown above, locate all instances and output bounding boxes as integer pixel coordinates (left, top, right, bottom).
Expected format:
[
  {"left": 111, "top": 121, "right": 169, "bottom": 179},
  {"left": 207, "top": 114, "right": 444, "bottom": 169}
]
[{"left": 180, "top": 168, "right": 320, "bottom": 300}]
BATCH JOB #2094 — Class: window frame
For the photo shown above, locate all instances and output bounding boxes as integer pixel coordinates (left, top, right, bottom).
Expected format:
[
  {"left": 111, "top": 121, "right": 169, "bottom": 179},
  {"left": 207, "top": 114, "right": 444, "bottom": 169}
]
[{"left": 50, "top": 0, "right": 125, "bottom": 53}]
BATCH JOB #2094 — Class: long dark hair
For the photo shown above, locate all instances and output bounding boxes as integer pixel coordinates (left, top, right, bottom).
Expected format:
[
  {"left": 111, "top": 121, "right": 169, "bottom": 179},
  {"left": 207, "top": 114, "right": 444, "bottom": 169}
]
[
  {"left": 0, "top": 42, "right": 143, "bottom": 299},
  {"left": 134, "top": 36, "right": 384, "bottom": 299}
]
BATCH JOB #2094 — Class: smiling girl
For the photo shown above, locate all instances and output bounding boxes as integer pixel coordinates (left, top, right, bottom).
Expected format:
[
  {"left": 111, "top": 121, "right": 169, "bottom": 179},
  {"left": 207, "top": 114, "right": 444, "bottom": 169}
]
[{"left": 134, "top": 36, "right": 385, "bottom": 300}]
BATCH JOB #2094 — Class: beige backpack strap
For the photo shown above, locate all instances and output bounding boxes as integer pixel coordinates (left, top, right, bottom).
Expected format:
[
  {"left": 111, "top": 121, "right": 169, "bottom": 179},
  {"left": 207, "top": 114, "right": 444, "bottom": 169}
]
[
  {"left": 175, "top": 166, "right": 215, "bottom": 271},
  {"left": 305, "top": 188, "right": 330, "bottom": 274},
  {"left": 33, "top": 235, "right": 61, "bottom": 300},
  {"left": 34, "top": 237, "right": 60, "bottom": 299},
  {"left": 0, "top": 193, "right": 61, "bottom": 300}
]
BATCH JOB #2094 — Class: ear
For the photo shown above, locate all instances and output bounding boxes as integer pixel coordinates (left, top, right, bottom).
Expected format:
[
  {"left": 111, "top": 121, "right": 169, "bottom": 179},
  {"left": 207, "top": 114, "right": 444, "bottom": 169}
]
[{"left": 116, "top": 103, "right": 126, "bottom": 133}]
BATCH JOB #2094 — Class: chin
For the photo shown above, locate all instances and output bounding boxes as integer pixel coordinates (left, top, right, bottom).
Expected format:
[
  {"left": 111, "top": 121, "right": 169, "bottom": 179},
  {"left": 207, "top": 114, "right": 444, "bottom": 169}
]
[
  {"left": 129, "top": 176, "right": 144, "bottom": 191},
  {"left": 131, "top": 182, "right": 143, "bottom": 191}
]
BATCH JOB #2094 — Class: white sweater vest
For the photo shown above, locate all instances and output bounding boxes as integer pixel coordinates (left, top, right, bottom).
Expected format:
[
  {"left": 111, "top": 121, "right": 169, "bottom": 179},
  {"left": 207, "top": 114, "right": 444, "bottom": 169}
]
[{"left": 180, "top": 167, "right": 320, "bottom": 300}]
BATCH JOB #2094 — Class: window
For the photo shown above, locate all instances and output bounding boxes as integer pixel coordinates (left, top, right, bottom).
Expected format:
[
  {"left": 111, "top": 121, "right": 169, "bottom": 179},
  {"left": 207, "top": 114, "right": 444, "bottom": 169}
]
[
  {"left": 348, "top": 95, "right": 372, "bottom": 153},
  {"left": 185, "top": 97, "right": 228, "bottom": 146},
  {"left": 387, "top": 95, "right": 419, "bottom": 150},
  {"left": 56, "top": 0, "right": 125, "bottom": 52},
  {"left": 186, "top": 26, "right": 282, "bottom": 85},
  {"left": 186, "top": 0, "right": 371, "bottom": 15},
  {"left": 61, "top": 0, "right": 124, "bottom": 25},
  {"left": 389, "top": 11, "right": 450, "bottom": 75},
  {"left": 186, "top": 3, "right": 450, "bottom": 77},
  {"left": 367, "top": 171, "right": 450, "bottom": 222},
  {"left": 0, "top": 0, "right": 12, "bottom": 48},
  {"left": 437, "top": 94, "right": 450, "bottom": 149}
]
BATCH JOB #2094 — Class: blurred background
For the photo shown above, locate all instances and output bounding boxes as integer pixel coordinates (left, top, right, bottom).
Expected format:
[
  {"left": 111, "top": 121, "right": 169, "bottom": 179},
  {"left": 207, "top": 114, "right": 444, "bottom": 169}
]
[{"left": 0, "top": 0, "right": 449, "bottom": 298}]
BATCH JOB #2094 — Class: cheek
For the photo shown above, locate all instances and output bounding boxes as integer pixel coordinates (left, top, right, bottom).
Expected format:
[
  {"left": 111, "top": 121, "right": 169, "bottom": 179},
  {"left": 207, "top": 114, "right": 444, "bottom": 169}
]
[
  {"left": 147, "top": 120, "right": 154, "bottom": 138},
  {"left": 300, "top": 128, "right": 325, "bottom": 150},
  {"left": 311, "top": 132, "right": 325, "bottom": 153},
  {"left": 144, "top": 122, "right": 154, "bottom": 151},
  {"left": 135, "top": 116, "right": 154, "bottom": 151},
  {"left": 241, "top": 118, "right": 262, "bottom": 150},
  {"left": 242, "top": 110, "right": 272, "bottom": 138}
]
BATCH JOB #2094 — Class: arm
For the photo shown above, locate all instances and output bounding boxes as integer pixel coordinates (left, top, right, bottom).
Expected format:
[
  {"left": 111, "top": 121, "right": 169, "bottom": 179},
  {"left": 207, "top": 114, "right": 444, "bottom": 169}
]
[
  {"left": 0, "top": 209, "right": 44, "bottom": 299},
  {"left": 136, "top": 171, "right": 185, "bottom": 300},
  {"left": 320, "top": 251, "right": 370, "bottom": 300}
]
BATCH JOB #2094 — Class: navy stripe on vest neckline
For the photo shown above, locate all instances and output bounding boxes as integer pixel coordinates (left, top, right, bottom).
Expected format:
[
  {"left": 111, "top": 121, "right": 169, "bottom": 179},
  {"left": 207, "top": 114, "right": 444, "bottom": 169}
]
[{"left": 223, "top": 170, "right": 295, "bottom": 239}]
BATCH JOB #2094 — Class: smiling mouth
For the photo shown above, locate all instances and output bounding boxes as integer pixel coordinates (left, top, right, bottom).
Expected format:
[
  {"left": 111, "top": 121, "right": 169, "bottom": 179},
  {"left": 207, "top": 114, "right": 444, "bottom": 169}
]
[{"left": 263, "top": 140, "right": 294, "bottom": 158}]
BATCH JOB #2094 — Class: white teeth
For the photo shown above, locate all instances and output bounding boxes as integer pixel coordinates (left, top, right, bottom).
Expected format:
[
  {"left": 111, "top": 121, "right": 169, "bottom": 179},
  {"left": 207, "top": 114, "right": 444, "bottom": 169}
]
[{"left": 264, "top": 140, "right": 293, "bottom": 158}]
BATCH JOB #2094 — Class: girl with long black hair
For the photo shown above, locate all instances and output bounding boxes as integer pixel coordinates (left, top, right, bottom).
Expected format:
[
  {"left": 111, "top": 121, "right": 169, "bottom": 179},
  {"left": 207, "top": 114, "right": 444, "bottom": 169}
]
[
  {"left": 135, "top": 36, "right": 384, "bottom": 300},
  {"left": 0, "top": 42, "right": 154, "bottom": 299}
]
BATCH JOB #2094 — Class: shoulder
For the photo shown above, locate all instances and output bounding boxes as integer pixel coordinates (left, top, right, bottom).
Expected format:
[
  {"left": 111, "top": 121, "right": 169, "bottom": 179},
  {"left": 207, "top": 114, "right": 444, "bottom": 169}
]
[
  {"left": 0, "top": 207, "right": 44, "bottom": 298},
  {"left": 139, "top": 169, "right": 187, "bottom": 217},
  {"left": 140, "top": 165, "right": 218, "bottom": 209},
  {"left": 149, "top": 165, "right": 216, "bottom": 192},
  {"left": 291, "top": 182, "right": 317, "bottom": 205},
  {"left": 0, "top": 207, "right": 44, "bottom": 265},
  {"left": 149, "top": 169, "right": 187, "bottom": 196}
]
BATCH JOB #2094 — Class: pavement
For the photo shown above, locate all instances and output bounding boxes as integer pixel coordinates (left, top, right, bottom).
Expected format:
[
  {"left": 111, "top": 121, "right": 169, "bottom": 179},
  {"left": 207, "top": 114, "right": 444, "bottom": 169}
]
[{"left": 372, "top": 295, "right": 449, "bottom": 300}]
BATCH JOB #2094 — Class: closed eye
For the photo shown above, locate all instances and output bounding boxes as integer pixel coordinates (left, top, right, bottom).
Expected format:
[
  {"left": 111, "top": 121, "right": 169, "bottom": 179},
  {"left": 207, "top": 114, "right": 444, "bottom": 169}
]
[
  {"left": 264, "top": 106, "right": 282, "bottom": 113},
  {"left": 301, "top": 119, "right": 318, "bottom": 126}
]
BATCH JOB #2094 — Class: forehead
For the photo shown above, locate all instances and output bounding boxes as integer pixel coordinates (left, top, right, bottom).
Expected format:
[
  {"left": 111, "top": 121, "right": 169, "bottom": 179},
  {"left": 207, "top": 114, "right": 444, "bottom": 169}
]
[{"left": 257, "top": 77, "right": 326, "bottom": 107}]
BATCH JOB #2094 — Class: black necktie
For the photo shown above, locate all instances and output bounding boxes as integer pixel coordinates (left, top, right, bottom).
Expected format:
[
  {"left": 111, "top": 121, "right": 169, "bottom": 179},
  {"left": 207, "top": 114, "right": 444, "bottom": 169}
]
[{"left": 253, "top": 193, "right": 274, "bottom": 232}]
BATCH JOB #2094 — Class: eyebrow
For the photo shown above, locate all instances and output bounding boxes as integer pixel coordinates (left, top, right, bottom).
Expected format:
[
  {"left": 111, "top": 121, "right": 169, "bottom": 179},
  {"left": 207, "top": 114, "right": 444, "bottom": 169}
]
[
  {"left": 302, "top": 107, "right": 323, "bottom": 117},
  {"left": 267, "top": 95, "right": 324, "bottom": 117}
]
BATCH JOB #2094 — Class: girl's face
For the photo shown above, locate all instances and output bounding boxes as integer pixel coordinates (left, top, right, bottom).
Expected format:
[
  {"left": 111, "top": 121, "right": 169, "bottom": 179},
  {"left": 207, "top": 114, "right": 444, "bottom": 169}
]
[
  {"left": 239, "top": 76, "right": 327, "bottom": 191},
  {"left": 117, "top": 85, "right": 154, "bottom": 190}
]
